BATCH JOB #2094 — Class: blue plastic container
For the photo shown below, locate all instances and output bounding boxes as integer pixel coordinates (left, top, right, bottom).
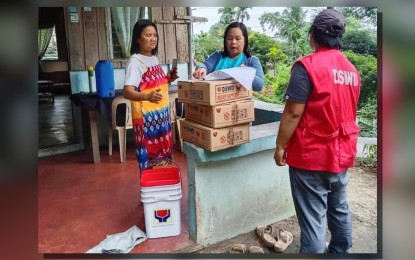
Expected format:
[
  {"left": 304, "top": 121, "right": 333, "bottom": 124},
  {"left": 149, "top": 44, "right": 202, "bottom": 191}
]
[{"left": 95, "top": 60, "right": 115, "bottom": 98}]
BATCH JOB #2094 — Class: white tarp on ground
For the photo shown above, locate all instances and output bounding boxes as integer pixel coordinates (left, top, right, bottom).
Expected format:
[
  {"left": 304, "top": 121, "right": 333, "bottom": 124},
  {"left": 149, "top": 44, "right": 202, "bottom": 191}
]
[{"left": 86, "top": 225, "right": 147, "bottom": 253}]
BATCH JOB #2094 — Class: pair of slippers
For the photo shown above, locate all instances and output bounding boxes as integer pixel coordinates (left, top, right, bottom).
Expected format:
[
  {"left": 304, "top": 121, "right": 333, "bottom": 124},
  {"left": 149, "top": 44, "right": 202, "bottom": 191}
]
[
  {"left": 256, "top": 225, "right": 293, "bottom": 253},
  {"left": 229, "top": 243, "right": 264, "bottom": 253}
]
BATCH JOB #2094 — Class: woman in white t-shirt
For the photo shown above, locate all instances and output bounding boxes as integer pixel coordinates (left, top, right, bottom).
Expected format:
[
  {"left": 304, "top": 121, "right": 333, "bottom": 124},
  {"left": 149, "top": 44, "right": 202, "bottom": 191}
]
[{"left": 123, "top": 19, "right": 178, "bottom": 170}]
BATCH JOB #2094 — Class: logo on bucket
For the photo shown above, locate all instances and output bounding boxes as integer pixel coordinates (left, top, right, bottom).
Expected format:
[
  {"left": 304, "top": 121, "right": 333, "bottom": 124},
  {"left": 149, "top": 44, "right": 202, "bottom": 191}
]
[{"left": 153, "top": 208, "right": 172, "bottom": 224}]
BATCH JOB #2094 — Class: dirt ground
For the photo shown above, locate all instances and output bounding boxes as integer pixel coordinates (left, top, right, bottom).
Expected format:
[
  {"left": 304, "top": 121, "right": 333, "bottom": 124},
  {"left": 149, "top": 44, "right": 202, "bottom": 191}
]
[{"left": 188, "top": 166, "right": 378, "bottom": 254}]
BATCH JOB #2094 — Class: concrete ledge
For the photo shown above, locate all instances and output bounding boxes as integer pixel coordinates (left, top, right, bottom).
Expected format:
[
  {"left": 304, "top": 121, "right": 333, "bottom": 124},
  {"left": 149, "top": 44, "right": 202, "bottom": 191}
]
[
  {"left": 357, "top": 137, "right": 377, "bottom": 158},
  {"left": 183, "top": 119, "right": 295, "bottom": 246}
]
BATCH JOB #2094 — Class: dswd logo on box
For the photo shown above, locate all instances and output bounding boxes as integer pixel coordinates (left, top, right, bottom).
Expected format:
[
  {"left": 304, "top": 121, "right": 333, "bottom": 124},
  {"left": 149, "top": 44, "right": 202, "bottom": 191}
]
[{"left": 153, "top": 209, "right": 172, "bottom": 225}]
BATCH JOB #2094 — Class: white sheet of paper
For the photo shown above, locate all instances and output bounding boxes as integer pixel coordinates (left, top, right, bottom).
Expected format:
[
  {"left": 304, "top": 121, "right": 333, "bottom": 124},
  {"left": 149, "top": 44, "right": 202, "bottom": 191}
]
[{"left": 204, "top": 66, "right": 256, "bottom": 90}]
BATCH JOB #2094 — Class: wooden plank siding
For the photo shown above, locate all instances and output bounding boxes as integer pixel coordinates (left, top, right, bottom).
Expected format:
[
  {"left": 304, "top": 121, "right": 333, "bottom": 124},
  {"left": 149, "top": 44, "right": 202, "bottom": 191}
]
[
  {"left": 83, "top": 8, "right": 100, "bottom": 69},
  {"left": 175, "top": 7, "right": 189, "bottom": 64},
  {"left": 150, "top": 7, "right": 166, "bottom": 64},
  {"left": 66, "top": 7, "right": 189, "bottom": 70},
  {"left": 96, "top": 8, "right": 109, "bottom": 61},
  {"left": 66, "top": 7, "right": 85, "bottom": 70},
  {"left": 152, "top": 7, "right": 190, "bottom": 65},
  {"left": 162, "top": 7, "right": 177, "bottom": 64},
  {"left": 66, "top": 7, "right": 108, "bottom": 70}
]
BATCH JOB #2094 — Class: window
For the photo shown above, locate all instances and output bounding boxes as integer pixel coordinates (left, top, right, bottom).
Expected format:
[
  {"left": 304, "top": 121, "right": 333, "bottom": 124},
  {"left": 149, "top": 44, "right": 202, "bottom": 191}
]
[
  {"left": 41, "top": 26, "right": 58, "bottom": 60},
  {"left": 108, "top": 7, "right": 149, "bottom": 59}
]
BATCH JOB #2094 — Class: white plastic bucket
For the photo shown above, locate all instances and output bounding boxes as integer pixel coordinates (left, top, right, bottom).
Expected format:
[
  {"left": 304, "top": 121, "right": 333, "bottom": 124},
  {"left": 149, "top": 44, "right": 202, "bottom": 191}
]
[{"left": 140, "top": 166, "right": 182, "bottom": 238}]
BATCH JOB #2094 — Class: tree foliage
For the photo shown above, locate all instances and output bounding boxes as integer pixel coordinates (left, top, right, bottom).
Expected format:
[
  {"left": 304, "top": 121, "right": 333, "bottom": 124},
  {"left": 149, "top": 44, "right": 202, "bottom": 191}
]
[
  {"left": 259, "top": 7, "right": 308, "bottom": 61},
  {"left": 342, "top": 30, "right": 377, "bottom": 57},
  {"left": 273, "top": 63, "right": 291, "bottom": 103},
  {"left": 192, "top": 32, "right": 222, "bottom": 62},
  {"left": 218, "top": 7, "right": 236, "bottom": 25},
  {"left": 208, "top": 22, "right": 226, "bottom": 38},
  {"left": 357, "top": 95, "right": 377, "bottom": 138},
  {"left": 218, "top": 7, "right": 252, "bottom": 24},
  {"left": 248, "top": 32, "right": 280, "bottom": 73},
  {"left": 266, "top": 44, "right": 288, "bottom": 75},
  {"left": 343, "top": 50, "right": 377, "bottom": 109},
  {"left": 254, "top": 63, "right": 291, "bottom": 104},
  {"left": 235, "top": 7, "right": 251, "bottom": 23},
  {"left": 341, "top": 7, "right": 377, "bottom": 26}
]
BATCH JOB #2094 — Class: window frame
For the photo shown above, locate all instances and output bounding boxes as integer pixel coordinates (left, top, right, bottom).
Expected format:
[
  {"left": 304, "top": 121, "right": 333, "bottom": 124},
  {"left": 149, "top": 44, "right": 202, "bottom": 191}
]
[
  {"left": 105, "top": 7, "right": 150, "bottom": 68},
  {"left": 41, "top": 25, "right": 59, "bottom": 61}
]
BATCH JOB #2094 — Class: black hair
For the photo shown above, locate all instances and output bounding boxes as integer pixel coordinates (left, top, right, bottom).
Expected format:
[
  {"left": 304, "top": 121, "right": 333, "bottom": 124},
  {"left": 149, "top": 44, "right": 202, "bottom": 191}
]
[
  {"left": 130, "top": 19, "right": 158, "bottom": 56},
  {"left": 309, "top": 25, "right": 342, "bottom": 48},
  {"left": 222, "top": 22, "right": 252, "bottom": 58}
]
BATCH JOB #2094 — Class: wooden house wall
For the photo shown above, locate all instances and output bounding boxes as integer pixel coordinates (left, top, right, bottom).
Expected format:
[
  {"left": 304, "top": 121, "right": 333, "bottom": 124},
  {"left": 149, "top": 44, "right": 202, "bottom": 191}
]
[
  {"left": 65, "top": 7, "right": 190, "bottom": 70},
  {"left": 65, "top": 7, "right": 108, "bottom": 70},
  {"left": 151, "top": 7, "right": 190, "bottom": 64}
]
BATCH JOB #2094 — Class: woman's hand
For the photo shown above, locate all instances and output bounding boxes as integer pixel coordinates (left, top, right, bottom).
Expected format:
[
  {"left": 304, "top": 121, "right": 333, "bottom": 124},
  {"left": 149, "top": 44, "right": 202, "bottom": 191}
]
[
  {"left": 192, "top": 68, "right": 207, "bottom": 79},
  {"left": 274, "top": 146, "right": 287, "bottom": 166},
  {"left": 167, "top": 67, "right": 179, "bottom": 83},
  {"left": 146, "top": 88, "right": 163, "bottom": 103}
]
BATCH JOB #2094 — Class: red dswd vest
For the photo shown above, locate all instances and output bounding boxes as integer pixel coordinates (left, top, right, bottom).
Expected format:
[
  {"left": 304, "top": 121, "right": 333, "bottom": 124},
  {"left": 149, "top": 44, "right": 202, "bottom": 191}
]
[{"left": 286, "top": 47, "right": 361, "bottom": 173}]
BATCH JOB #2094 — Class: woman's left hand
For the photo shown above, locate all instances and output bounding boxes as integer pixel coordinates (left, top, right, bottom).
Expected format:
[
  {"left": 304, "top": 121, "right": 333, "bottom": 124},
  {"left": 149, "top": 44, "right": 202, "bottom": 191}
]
[{"left": 167, "top": 67, "right": 179, "bottom": 83}]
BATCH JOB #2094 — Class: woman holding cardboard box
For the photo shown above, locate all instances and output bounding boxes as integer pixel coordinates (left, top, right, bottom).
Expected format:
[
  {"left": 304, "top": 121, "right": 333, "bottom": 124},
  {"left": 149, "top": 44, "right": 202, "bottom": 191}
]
[
  {"left": 123, "top": 19, "right": 178, "bottom": 170},
  {"left": 192, "top": 22, "right": 265, "bottom": 92}
]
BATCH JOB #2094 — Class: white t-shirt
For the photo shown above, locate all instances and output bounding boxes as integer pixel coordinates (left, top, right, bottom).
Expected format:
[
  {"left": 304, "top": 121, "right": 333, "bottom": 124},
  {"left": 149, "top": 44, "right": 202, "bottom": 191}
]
[{"left": 124, "top": 54, "right": 160, "bottom": 90}]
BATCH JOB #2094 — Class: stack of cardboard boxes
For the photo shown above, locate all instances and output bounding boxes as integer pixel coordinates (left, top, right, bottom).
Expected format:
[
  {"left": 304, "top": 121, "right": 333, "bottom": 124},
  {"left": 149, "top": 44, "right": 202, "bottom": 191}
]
[{"left": 176, "top": 79, "right": 255, "bottom": 152}]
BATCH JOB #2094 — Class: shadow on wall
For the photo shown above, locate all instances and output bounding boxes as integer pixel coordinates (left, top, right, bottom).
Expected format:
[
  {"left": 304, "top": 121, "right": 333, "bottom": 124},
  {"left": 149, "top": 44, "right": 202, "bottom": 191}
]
[{"left": 253, "top": 108, "right": 282, "bottom": 126}]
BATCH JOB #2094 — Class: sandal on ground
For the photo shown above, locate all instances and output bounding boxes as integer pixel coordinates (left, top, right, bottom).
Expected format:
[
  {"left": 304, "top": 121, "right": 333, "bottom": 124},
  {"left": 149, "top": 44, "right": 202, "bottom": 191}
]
[
  {"left": 273, "top": 229, "right": 293, "bottom": 253},
  {"left": 248, "top": 245, "right": 264, "bottom": 253},
  {"left": 229, "top": 243, "right": 247, "bottom": 253},
  {"left": 256, "top": 225, "right": 277, "bottom": 248},
  {"left": 279, "top": 229, "right": 293, "bottom": 244}
]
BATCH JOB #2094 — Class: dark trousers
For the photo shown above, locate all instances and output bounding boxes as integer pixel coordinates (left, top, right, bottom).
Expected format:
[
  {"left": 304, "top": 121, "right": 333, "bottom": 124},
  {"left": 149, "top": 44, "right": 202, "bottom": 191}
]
[{"left": 289, "top": 166, "right": 352, "bottom": 253}]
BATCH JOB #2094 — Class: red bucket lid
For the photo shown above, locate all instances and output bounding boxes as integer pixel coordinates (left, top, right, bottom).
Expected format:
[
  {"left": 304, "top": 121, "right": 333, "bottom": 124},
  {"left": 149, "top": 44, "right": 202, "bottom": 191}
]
[{"left": 140, "top": 167, "right": 180, "bottom": 187}]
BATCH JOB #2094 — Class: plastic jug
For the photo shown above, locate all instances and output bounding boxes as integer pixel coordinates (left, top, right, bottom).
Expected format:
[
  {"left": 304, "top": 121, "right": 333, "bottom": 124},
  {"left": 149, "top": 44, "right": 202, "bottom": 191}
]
[{"left": 95, "top": 60, "right": 115, "bottom": 98}]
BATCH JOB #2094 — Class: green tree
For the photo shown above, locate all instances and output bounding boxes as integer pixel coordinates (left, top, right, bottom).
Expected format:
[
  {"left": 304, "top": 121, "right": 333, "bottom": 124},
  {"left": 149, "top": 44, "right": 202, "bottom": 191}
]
[
  {"left": 260, "top": 7, "right": 308, "bottom": 61},
  {"left": 273, "top": 63, "right": 291, "bottom": 103},
  {"left": 357, "top": 95, "right": 377, "bottom": 138},
  {"left": 248, "top": 32, "right": 280, "bottom": 73},
  {"left": 259, "top": 11, "right": 280, "bottom": 31},
  {"left": 235, "top": 7, "right": 251, "bottom": 23},
  {"left": 341, "top": 7, "right": 377, "bottom": 26},
  {"left": 342, "top": 30, "right": 377, "bottom": 57},
  {"left": 343, "top": 50, "right": 377, "bottom": 109},
  {"left": 337, "top": 8, "right": 377, "bottom": 57},
  {"left": 193, "top": 32, "right": 222, "bottom": 62},
  {"left": 218, "top": 7, "right": 252, "bottom": 24},
  {"left": 266, "top": 44, "right": 288, "bottom": 75},
  {"left": 218, "top": 7, "right": 236, "bottom": 24},
  {"left": 208, "top": 22, "right": 226, "bottom": 38}
]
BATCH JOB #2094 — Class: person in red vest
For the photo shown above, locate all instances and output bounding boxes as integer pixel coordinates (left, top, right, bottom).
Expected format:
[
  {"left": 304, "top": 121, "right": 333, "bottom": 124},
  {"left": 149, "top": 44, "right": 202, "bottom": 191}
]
[{"left": 274, "top": 8, "right": 361, "bottom": 253}]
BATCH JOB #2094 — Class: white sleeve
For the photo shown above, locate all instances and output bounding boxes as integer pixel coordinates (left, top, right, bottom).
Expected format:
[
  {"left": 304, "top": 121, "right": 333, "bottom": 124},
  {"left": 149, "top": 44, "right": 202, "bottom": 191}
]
[{"left": 124, "top": 58, "right": 142, "bottom": 89}]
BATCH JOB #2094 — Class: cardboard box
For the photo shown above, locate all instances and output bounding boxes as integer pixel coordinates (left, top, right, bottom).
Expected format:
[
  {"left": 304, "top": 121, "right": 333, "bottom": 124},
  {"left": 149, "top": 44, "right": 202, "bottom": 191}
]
[
  {"left": 180, "top": 119, "right": 250, "bottom": 152},
  {"left": 177, "top": 80, "right": 252, "bottom": 106},
  {"left": 184, "top": 100, "right": 255, "bottom": 128}
]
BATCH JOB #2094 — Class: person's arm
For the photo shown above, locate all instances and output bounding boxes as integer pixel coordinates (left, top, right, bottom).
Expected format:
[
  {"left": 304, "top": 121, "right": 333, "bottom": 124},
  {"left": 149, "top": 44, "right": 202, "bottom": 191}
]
[
  {"left": 246, "top": 56, "right": 265, "bottom": 92},
  {"left": 193, "top": 52, "right": 221, "bottom": 78},
  {"left": 274, "top": 101, "right": 305, "bottom": 166},
  {"left": 123, "top": 58, "right": 163, "bottom": 103},
  {"left": 274, "top": 62, "right": 311, "bottom": 166},
  {"left": 123, "top": 86, "right": 163, "bottom": 103}
]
